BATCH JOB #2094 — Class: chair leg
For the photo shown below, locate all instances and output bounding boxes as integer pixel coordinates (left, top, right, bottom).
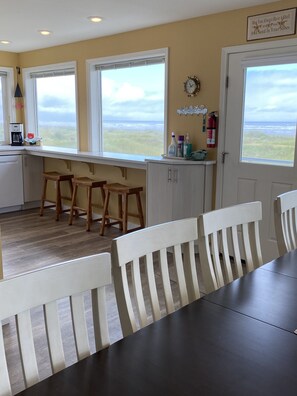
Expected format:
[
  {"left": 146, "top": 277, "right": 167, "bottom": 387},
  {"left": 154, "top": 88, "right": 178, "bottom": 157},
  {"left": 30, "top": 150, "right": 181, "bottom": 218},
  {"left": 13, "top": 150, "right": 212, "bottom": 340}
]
[
  {"left": 136, "top": 192, "right": 145, "bottom": 228},
  {"left": 40, "top": 178, "right": 47, "bottom": 216},
  {"left": 100, "top": 191, "right": 110, "bottom": 236}
]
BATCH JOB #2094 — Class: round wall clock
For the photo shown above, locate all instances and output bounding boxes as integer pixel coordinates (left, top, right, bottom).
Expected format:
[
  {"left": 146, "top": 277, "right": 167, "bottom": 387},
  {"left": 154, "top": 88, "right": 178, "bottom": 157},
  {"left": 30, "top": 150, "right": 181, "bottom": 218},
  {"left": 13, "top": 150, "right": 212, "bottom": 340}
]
[{"left": 184, "top": 75, "right": 200, "bottom": 97}]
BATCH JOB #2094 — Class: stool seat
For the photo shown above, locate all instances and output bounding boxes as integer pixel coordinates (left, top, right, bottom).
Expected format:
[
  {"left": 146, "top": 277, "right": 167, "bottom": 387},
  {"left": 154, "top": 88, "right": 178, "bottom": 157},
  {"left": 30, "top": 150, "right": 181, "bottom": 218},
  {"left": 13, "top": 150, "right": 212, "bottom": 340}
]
[
  {"left": 69, "top": 177, "right": 107, "bottom": 231},
  {"left": 100, "top": 183, "right": 144, "bottom": 236},
  {"left": 40, "top": 172, "right": 74, "bottom": 221},
  {"left": 103, "top": 183, "right": 143, "bottom": 194}
]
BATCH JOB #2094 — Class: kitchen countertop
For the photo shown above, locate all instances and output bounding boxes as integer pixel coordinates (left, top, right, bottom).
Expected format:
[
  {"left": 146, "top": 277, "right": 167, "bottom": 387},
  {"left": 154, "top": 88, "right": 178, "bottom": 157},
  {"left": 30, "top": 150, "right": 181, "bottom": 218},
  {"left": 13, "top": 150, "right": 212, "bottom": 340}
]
[{"left": 0, "top": 145, "right": 215, "bottom": 169}]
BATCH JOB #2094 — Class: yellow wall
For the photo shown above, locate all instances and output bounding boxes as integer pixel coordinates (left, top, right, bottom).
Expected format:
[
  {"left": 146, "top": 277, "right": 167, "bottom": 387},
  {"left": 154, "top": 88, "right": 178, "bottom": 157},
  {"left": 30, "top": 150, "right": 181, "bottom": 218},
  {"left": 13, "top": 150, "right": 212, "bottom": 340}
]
[
  {"left": 15, "top": 0, "right": 295, "bottom": 158},
  {"left": 0, "top": 0, "right": 296, "bottom": 219}
]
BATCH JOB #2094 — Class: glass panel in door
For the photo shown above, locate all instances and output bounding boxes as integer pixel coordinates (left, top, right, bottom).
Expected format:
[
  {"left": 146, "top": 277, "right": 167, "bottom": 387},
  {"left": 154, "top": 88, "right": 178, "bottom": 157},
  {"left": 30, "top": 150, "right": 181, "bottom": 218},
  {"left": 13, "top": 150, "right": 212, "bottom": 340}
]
[{"left": 241, "top": 63, "right": 297, "bottom": 167}]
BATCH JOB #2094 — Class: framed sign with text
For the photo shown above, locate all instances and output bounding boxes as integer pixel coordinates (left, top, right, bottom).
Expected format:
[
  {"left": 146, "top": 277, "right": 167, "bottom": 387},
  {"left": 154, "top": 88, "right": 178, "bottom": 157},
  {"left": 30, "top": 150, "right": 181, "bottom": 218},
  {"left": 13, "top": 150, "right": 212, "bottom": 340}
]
[{"left": 247, "top": 8, "right": 297, "bottom": 41}]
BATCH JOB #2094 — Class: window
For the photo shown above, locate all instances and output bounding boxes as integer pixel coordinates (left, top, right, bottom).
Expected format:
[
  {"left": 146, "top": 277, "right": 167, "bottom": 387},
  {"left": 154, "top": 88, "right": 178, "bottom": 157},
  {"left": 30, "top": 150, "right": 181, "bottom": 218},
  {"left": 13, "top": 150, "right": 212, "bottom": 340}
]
[
  {"left": 23, "top": 62, "right": 78, "bottom": 148},
  {"left": 0, "top": 68, "right": 14, "bottom": 144},
  {"left": 87, "top": 49, "right": 167, "bottom": 156},
  {"left": 241, "top": 61, "right": 297, "bottom": 167}
]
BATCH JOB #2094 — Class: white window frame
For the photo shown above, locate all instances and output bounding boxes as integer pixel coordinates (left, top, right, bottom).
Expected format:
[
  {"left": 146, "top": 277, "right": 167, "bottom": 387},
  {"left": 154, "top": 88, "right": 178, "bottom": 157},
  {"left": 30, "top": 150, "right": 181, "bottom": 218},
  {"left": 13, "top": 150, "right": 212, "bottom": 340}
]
[
  {"left": 86, "top": 48, "right": 168, "bottom": 153},
  {"left": 23, "top": 61, "right": 78, "bottom": 148},
  {"left": 0, "top": 67, "right": 15, "bottom": 144}
]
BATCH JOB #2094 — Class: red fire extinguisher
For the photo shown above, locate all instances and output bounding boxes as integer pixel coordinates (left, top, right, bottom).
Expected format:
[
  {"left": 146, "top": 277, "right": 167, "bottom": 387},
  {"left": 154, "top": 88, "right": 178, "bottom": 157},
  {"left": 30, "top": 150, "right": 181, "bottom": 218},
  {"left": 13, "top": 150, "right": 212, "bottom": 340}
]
[{"left": 206, "top": 112, "right": 217, "bottom": 148}]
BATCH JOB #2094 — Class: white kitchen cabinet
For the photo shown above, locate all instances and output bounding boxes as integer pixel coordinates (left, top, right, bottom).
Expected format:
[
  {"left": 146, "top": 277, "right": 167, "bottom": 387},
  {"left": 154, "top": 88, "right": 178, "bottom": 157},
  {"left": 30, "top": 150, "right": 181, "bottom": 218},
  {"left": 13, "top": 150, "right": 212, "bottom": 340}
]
[
  {"left": 146, "top": 160, "right": 214, "bottom": 226},
  {"left": 0, "top": 155, "right": 24, "bottom": 211},
  {"left": 22, "top": 154, "right": 43, "bottom": 204}
]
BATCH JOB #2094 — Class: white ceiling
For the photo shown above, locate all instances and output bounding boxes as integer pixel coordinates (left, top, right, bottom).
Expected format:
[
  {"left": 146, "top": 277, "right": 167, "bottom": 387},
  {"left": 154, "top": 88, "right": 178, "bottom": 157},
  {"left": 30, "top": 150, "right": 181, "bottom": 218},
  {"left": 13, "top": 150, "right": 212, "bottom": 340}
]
[{"left": 1, "top": 0, "right": 279, "bottom": 53}]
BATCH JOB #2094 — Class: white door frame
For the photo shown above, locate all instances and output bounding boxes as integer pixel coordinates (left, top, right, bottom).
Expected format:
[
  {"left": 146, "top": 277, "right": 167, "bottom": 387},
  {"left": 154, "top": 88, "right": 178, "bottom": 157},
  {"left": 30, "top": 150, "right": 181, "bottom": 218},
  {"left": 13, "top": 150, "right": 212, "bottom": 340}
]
[{"left": 216, "top": 37, "right": 297, "bottom": 209}]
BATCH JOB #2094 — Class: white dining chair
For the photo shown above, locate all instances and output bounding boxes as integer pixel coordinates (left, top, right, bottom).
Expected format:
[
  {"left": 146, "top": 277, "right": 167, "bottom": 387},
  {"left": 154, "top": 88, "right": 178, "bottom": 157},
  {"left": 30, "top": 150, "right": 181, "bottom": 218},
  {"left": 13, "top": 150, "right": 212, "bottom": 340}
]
[
  {"left": 274, "top": 190, "right": 297, "bottom": 256},
  {"left": 0, "top": 253, "right": 111, "bottom": 396},
  {"left": 111, "top": 218, "right": 200, "bottom": 337},
  {"left": 0, "top": 227, "right": 3, "bottom": 280},
  {"left": 198, "top": 201, "right": 263, "bottom": 293}
]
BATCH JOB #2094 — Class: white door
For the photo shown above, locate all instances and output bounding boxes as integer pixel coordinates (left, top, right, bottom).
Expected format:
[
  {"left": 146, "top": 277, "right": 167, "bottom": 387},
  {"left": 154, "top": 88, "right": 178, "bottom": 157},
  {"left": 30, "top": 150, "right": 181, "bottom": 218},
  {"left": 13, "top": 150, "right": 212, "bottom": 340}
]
[{"left": 218, "top": 40, "right": 297, "bottom": 262}]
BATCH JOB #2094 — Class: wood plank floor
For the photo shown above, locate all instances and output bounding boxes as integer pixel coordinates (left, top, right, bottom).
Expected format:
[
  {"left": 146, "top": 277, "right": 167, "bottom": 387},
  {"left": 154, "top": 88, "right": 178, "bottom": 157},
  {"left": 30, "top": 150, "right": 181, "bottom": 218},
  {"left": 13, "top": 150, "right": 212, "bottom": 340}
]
[
  {"left": 1, "top": 208, "right": 124, "bottom": 395},
  {"left": 0, "top": 208, "right": 205, "bottom": 395},
  {"left": 0, "top": 208, "right": 120, "bottom": 278}
]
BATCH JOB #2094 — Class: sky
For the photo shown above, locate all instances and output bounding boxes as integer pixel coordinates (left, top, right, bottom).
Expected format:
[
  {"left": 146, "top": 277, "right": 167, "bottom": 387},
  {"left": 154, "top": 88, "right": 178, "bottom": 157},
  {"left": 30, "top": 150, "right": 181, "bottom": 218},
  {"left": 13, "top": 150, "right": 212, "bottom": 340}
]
[
  {"left": 36, "top": 63, "right": 165, "bottom": 124},
  {"left": 244, "top": 63, "right": 297, "bottom": 123},
  {"left": 36, "top": 75, "right": 76, "bottom": 123},
  {"left": 101, "top": 64, "right": 165, "bottom": 122},
  {"left": 35, "top": 62, "right": 297, "bottom": 126}
]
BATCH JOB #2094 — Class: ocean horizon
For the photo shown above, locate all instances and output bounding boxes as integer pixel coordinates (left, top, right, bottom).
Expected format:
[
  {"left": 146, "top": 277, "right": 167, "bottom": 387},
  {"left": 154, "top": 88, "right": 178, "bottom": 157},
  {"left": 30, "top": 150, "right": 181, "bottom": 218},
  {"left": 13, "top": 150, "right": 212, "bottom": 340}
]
[
  {"left": 38, "top": 120, "right": 296, "bottom": 136},
  {"left": 244, "top": 121, "right": 296, "bottom": 136}
]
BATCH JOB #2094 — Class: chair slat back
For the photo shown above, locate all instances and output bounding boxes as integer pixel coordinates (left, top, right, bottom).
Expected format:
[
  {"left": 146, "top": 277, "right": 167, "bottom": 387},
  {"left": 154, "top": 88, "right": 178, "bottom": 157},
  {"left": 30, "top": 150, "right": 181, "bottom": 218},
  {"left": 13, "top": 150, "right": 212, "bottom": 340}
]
[
  {"left": 111, "top": 218, "right": 200, "bottom": 337},
  {"left": 274, "top": 190, "right": 297, "bottom": 255},
  {"left": 0, "top": 253, "right": 111, "bottom": 396},
  {"left": 198, "top": 201, "right": 263, "bottom": 293}
]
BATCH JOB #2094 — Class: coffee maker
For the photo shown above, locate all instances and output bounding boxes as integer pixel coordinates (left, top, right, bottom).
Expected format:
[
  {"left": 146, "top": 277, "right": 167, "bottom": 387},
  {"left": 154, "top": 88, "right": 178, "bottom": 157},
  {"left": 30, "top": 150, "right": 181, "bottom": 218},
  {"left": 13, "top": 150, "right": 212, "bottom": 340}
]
[{"left": 10, "top": 123, "right": 24, "bottom": 146}]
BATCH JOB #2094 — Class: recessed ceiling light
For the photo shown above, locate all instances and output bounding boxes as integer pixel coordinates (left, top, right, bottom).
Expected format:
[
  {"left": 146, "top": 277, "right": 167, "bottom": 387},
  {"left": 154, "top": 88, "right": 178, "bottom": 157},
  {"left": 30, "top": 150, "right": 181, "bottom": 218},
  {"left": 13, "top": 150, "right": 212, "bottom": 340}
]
[
  {"left": 39, "top": 30, "right": 52, "bottom": 36},
  {"left": 88, "top": 16, "right": 103, "bottom": 23},
  {"left": 0, "top": 40, "right": 11, "bottom": 45}
]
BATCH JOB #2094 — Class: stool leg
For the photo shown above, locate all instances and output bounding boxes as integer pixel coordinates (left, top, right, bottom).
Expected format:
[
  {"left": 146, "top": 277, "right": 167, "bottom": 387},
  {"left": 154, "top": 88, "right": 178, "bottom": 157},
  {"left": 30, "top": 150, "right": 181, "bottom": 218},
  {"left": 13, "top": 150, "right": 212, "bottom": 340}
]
[
  {"left": 100, "top": 191, "right": 110, "bottom": 236},
  {"left": 86, "top": 186, "right": 92, "bottom": 232},
  {"left": 100, "top": 187, "right": 110, "bottom": 224},
  {"left": 122, "top": 193, "right": 128, "bottom": 234},
  {"left": 118, "top": 194, "right": 123, "bottom": 231},
  {"left": 69, "top": 183, "right": 78, "bottom": 226},
  {"left": 40, "top": 178, "right": 47, "bottom": 216},
  {"left": 68, "top": 179, "right": 76, "bottom": 216},
  {"left": 136, "top": 192, "right": 145, "bottom": 228},
  {"left": 55, "top": 181, "right": 62, "bottom": 221}
]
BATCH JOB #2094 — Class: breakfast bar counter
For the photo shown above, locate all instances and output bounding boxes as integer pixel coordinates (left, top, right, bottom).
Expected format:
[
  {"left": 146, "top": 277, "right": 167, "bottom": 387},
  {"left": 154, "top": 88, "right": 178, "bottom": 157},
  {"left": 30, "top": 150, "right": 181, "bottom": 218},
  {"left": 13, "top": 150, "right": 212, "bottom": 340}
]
[
  {"left": 0, "top": 145, "right": 215, "bottom": 169},
  {"left": 0, "top": 145, "right": 215, "bottom": 226}
]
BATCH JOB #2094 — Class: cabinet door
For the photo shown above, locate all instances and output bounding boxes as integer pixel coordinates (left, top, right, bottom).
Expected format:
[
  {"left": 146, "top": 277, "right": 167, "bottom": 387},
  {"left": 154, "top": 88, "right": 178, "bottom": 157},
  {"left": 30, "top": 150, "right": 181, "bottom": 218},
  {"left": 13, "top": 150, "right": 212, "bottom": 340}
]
[
  {"left": 146, "top": 163, "right": 173, "bottom": 226},
  {"left": 22, "top": 155, "right": 43, "bottom": 202},
  {"left": 0, "top": 155, "right": 24, "bottom": 208},
  {"left": 172, "top": 165, "right": 205, "bottom": 220}
]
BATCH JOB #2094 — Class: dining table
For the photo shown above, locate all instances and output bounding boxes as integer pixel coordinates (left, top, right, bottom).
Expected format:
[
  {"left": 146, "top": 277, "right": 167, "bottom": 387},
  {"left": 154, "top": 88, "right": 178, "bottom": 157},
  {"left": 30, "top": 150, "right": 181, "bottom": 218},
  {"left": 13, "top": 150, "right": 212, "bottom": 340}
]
[{"left": 17, "top": 250, "right": 297, "bottom": 396}]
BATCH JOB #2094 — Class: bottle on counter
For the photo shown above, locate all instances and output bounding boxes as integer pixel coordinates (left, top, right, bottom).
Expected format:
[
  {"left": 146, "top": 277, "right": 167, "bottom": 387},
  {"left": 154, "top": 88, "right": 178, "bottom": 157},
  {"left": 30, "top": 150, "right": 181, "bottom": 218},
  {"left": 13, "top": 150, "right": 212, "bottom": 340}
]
[
  {"left": 177, "top": 135, "right": 184, "bottom": 157},
  {"left": 184, "top": 133, "right": 192, "bottom": 158},
  {"left": 168, "top": 132, "right": 178, "bottom": 157}
]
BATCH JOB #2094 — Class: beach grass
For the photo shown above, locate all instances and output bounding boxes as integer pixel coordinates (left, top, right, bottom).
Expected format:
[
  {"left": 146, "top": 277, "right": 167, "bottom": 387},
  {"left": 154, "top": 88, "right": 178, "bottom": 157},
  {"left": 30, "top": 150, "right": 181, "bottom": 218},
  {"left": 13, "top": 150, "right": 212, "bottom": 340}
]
[
  {"left": 103, "top": 129, "right": 163, "bottom": 155},
  {"left": 13, "top": 124, "right": 296, "bottom": 163},
  {"left": 242, "top": 130, "right": 295, "bottom": 162},
  {"left": 39, "top": 125, "right": 164, "bottom": 155}
]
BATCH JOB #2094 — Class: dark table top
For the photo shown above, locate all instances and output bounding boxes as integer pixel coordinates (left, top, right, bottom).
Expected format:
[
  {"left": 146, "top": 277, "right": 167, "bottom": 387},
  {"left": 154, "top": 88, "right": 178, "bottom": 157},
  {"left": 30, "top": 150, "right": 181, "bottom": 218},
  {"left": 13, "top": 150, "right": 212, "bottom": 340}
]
[
  {"left": 18, "top": 298, "right": 297, "bottom": 396},
  {"left": 203, "top": 262, "right": 297, "bottom": 333},
  {"left": 18, "top": 252, "right": 297, "bottom": 396},
  {"left": 260, "top": 249, "right": 297, "bottom": 278}
]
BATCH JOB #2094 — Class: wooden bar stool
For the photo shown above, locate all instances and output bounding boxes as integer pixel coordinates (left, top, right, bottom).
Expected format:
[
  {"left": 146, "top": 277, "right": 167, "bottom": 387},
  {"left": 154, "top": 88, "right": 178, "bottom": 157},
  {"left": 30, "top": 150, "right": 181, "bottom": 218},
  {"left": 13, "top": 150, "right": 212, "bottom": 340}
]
[
  {"left": 40, "top": 172, "right": 74, "bottom": 221},
  {"left": 100, "top": 183, "right": 145, "bottom": 236},
  {"left": 69, "top": 177, "right": 107, "bottom": 231}
]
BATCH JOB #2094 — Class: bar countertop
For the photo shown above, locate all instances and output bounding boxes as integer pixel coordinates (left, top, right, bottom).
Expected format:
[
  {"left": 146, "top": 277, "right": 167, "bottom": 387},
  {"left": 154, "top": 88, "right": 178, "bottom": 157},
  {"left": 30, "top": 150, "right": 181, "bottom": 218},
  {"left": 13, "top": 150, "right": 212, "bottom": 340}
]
[{"left": 0, "top": 145, "right": 215, "bottom": 169}]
